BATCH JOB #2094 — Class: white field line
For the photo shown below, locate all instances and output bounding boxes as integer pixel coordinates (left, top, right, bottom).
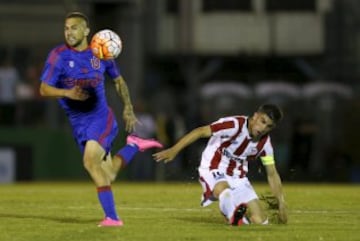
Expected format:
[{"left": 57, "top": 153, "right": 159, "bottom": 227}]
[
  {"left": 63, "top": 206, "right": 360, "bottom": 214},
  {"left": 2, "top": 203, "right": 359, "bottom": 214},
  {"left": 291, "top": 210, "right": 360, "bottom": 214},
  {"left": 119, "top": 207, "right": 212, "bottom": 212},
  {"left": 117, "top": 207, "right": 360, "bottom": 215}
]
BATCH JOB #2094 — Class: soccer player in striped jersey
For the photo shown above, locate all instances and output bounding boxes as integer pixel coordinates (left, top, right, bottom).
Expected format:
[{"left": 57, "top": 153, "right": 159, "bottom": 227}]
[
  {"left": 39, "top": 12, "right": 162, "bottom": 227},
  {"left": 153, "top": 104, "right": 287, "bottom": 225}
]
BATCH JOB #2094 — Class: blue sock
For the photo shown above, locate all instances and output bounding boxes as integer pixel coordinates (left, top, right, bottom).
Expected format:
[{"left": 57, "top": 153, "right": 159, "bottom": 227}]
[
  {"left": 115, "top": 144, "right": 139, "bottom": 166},
  {"left": 97, "top": 186, "right": 119, "bottom": 220}
]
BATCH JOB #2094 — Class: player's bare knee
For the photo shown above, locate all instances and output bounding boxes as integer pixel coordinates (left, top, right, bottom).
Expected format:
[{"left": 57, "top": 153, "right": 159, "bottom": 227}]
[
  {"left": 83, "top": 152, "right": 99, "bottom": 171},
  {"left": 250, "top": 214, "right": 268, "bottom": 224},
  {"left": 212, "top": 182, "right": 230, "bottom": 199},
  {"left": 83, "top": 157, "right": 93, "bottom": 171}
]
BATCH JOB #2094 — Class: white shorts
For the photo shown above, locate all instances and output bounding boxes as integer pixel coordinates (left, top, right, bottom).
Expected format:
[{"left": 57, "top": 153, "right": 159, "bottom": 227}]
[{"left": 198, "top": 167, "right": 258, "bottom": 207}]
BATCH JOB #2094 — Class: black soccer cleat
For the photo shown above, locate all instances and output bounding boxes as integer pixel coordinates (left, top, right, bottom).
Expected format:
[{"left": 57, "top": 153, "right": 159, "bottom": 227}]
[{"left": 230, "top": 203, "right": 247, "bottom": 226}]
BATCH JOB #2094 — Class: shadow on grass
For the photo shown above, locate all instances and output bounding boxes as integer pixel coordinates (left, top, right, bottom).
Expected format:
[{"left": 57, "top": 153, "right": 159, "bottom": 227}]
[
  {"left": 175, "top": 216, "right": 223, "bottom": 224},
  {"left": 0, "top": 212, "right": 98, "bottom": 224},
  {"left": 175, "top": 216, "right": 279, "bottom": 230}
]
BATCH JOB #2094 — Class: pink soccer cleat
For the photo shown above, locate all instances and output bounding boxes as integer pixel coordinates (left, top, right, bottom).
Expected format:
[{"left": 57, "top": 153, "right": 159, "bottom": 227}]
[
  {"left": 98, "top": 217, "right": 124, "bottom": 227},
  {"left": 127, "top": 135, "right": 163, "bottom": 152}
]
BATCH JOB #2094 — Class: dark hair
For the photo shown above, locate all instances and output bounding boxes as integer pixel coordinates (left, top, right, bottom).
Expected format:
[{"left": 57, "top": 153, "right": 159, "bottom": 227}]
[
  {"left": 66, "top": 12, "right": 89, "bottom": 26},
  {"left": 257, "top": 104, "right": 283, "bottom": 124}
]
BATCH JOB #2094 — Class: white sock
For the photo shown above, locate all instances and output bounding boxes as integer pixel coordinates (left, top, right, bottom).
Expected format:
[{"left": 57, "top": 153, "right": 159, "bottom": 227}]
[
  {"left": 219, "top": 188, "right": 235, "bottom": 220},
  {"left": 242, "top": 216, "right": 250, "bottom": 224}
]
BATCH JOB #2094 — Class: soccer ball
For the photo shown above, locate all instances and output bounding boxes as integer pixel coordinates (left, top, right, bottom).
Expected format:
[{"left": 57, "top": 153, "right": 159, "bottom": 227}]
[{"left": 90, "top": 29, "right": 122, "bottom": 59}]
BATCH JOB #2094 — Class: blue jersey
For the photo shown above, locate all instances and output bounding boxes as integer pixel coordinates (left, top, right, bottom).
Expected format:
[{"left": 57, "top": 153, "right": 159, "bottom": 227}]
[
  {"left": 40, "top": 44, "right": 120, "bottom": 117},
  {"left": 40, "top": 44, "right": 121, "bottom": 153}
]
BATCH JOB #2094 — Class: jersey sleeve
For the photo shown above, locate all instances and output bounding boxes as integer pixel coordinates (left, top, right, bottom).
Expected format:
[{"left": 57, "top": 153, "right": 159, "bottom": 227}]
[
  {"left": 104, "top": 59, "right": 121, "bottom": 79},
  {"left": 259, "top": 137, "right": 275, "bottom": 165},
  {"left": 40, "top": 49, "right": 63, "bottom": 87},
  {"left": 210, "top": 116, "right": 240, "bottom": 138}
]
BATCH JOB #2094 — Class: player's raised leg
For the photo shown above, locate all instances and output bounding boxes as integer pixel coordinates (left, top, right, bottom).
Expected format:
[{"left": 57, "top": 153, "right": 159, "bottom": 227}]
[
  {"left": 83, "top": 140, "right": 123, "bottom": 227},
  {"left": 101, "top": 134, "right": 163, "bottom": 181}
]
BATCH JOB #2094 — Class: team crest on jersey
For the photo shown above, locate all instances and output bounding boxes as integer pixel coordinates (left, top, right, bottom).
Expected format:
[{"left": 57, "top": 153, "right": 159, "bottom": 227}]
[
  {"left": 246, "top": 147, "right": 258, "bottom": 156},
  {"left": 90, "top": 56, "right": 101, "bottom": 70},
  {"left": 69, "top": 61, "right": 74, "bottom": 68}
]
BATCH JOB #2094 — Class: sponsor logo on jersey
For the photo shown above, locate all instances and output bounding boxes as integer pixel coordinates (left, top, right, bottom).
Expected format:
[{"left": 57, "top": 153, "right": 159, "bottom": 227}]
[
  {"left": 63, "top": 77, "right": 101, "bottom": 88},
  {"left": 222, "top": 149, "right": 245, "bottom": 164},
  {"left": 245, "top": 147, "right": 258, "bottom": 156}
]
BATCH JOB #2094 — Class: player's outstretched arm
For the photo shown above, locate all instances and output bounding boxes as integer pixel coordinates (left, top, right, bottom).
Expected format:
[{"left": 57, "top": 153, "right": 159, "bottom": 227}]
[
  {"left": 40, "top": 83, "right": 89, "bottom": 100},
  {"left": 153, "top": 125, "right": 211, "bottom": 163},
  {"left": 265, "top": 164, "right": 288, "bottom": 224},
  {"left": 113, "top": 75, "right": 139, "bottom": 132}
]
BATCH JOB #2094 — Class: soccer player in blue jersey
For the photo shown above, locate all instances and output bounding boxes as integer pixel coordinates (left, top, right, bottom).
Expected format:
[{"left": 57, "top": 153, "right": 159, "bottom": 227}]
[{"left": 39, "top": 12, "right": 163, "bottom": 227}]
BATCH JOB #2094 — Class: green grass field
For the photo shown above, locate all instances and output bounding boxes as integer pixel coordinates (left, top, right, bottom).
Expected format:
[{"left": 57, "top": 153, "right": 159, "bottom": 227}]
[{"left": 0, "top": 182, "right": 359, "bottom": 241}]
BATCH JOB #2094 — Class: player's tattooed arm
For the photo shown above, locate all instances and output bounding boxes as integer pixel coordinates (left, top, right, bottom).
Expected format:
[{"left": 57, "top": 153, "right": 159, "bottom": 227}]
[{"left": 114, "top": 75, "right": 139, "bottom": 132}]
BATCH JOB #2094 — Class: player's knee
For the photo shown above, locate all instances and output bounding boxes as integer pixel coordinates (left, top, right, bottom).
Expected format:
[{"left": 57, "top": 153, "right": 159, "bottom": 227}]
[
  {"left": 250, "top": 214, "right": 268, "bottom": 224},
  {"left": 213, "top": 182, "right": 230, "bottom": 199},
  {"left": 83, "top": 152, "right": 99, "bottom": 171},
  {"left": 83, "top": 157, "right": 93, "bottom": 171}
]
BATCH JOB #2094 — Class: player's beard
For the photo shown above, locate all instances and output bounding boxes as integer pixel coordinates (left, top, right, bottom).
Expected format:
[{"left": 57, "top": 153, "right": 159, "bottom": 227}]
[{"left": 66, "top": 36, "right": 83, "bottom": 48}]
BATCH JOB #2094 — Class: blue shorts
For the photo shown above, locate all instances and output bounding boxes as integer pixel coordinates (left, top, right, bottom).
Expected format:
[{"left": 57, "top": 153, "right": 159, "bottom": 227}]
[{"left": 70, "top": 108, "right": 119, "bottom": 154}]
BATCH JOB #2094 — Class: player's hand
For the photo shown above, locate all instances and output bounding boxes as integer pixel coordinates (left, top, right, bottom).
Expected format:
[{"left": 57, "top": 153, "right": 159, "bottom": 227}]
[
  {"left": 65, "top": 86, "right": 89, "bottom": 101},
  {"left": 278, "top": 202, "right": 288, "bottom": 224},
  {"left": 153, "top": 148, "right": 177, "bottom": 163},
  {"left": 123, "top": 105, "right": 140, "bottom": 133}
]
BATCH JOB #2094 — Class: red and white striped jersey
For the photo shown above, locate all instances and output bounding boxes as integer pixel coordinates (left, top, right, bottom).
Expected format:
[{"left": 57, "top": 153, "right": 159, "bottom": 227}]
[{"left": 200, "top": 115, "right": 275, "bottom": 178}]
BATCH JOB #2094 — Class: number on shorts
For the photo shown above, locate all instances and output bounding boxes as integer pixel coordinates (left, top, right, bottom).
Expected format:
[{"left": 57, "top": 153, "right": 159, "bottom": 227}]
[{"left": 212, "top": 171, "right": 225, "bottom": 180}]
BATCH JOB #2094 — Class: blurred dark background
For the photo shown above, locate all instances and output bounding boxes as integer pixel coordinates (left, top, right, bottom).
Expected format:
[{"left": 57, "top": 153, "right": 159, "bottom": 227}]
[{"left": 0, "top": 0, "right": 359, "bottom": 183}]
